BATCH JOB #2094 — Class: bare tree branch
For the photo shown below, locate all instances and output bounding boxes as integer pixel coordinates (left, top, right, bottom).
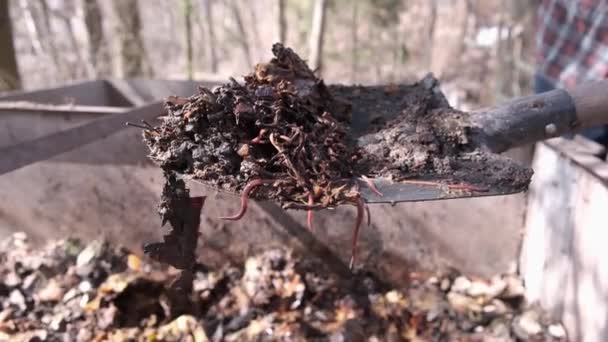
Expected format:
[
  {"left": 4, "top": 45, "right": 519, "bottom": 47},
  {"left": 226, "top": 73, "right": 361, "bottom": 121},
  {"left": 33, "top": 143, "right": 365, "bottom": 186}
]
[
  {"left": 427, "top": 0, "right": 437, "bottom": 70},
  {"left": 83, "top": 0, "right": 110, "bottom": 77},
  {"left": 38, "top": 0, "right": 63, "bottom": 77},
  {"left": 202, "top": 0, "right": 218, "bottom": 72},
  {"left": 183, "top": 0, "right": 193, "bottom": 79},
  {"left": 18, "top": 0, "right": 44, "bottom": 55},
  {"left": 229, "top": 0, "right": 252, "bottom": 67},
  {"left": 278, "top": 0, "right": 287, "bottom": 43},
  {"left": 308, "top": 0, "right": 327, "bottom": 75},
  {"left": 113, "top": 0, "right": 148, "bottom": 77},
  {"left": 245, "top": 1, "right": 261, "bottom": 60},
  {"left": 0, "top": 0, "right": 21, "bottom": 91},
  {"left": 55, "top": 0, "right": 94, "bottom": 78},
  {"left": 351, "top": 1, "right": 358, "bottom": 83}
]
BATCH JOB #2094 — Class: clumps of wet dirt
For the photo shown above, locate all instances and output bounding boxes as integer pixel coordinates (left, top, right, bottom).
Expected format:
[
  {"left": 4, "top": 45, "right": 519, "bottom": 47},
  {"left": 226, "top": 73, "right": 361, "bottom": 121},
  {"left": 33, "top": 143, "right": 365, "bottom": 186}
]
[
  {"left": 144, "top": 43, "right": 360, "bottom": 210},
  {"left": 335, "top": 80, "right": 533, "bottom": 191},
  {"left": 0, "top": 233, "right": 567, "bottom": 341}
]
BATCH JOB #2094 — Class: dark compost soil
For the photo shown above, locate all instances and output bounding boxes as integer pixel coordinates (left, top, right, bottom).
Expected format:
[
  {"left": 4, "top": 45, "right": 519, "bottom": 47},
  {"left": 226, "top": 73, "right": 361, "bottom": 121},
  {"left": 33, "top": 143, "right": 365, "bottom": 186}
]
[{"left": 338, "top": 82, "right": 533, "bottom": 192}]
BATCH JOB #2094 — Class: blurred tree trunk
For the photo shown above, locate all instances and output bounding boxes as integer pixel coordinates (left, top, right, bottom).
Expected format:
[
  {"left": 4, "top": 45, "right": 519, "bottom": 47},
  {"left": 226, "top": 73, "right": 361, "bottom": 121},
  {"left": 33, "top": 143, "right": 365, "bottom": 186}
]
[
  {"left": 39, "top": 0, "right": 63, "bottom": 76},
  {"left": 229, "top": 0, "right": 252, "bottom": 67},
  {"left": 113, "top": 0, "right": 147, "bottom": 77},
  {"left": 509, "top": 0, "right": 537, "bottom": 96},
  {"left": 0, "top": 0, "right": 21, "bottom": 91},
  {"left": 83, "top": 0, "right": 110, "bottom": 77},
  {"left": 494, "top": 7, "right": 507, "bottom": 101},
  {"left": 183, "top": 0, "right": 193, "bottom": 79},
  {"left": 390, "top": 25, "right": 401, "bottom": 82},
  {"left": 277, "top": 0, "right": 286, "bottom": 43},
  {"left": 456, "top": 0, "right": 470, "bottom": 56},
  {"left": 245, "top": 1, "right": 261, "bottom": 60},
  {"left": 18, "top": 0, "right": 43, "bottom": 55},
  {"left": 56, "top": 0, "right": 93, "bottom": 78},
  {"left": 350, "top": 2, "right": 358, "bottom": 83},
  {"left": 427, "top": 0, "right": 437, "bottom": 70},
  {"left": 370, "top": 26, "right": 382, "bottom": 82},
  {"left": 202, "top": 0, "right": 218, "bottom": 73},
  {"left": 20, "top": 0, "right": 62, "bottom": 79},
  {"left": 308, "top": 0, "right": 327, "bottom": 75}
]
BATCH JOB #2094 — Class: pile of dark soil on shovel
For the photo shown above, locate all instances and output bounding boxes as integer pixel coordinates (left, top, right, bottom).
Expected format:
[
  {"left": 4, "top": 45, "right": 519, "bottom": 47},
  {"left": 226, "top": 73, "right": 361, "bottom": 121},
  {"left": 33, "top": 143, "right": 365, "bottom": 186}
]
[{"left": 142, "top": 43, "right": 532, "bottom": 211}]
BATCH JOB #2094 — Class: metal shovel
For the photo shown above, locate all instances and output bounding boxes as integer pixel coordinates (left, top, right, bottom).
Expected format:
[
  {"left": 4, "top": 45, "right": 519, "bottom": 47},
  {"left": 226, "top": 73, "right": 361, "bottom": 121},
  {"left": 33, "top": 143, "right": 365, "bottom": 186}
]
[
  {"left": 356, "top": 79, "right": 608, "bottom": 204},
  {"left": 1, "top": 79, "right": 606, "bottom": 205}
]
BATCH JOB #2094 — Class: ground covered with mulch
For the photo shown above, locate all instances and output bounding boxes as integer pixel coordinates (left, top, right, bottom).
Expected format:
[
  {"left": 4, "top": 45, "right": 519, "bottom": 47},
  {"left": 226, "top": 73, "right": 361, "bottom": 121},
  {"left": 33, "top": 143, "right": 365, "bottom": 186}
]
[{"left": 0, "top": 233, "right": 567, "bottom": 341}]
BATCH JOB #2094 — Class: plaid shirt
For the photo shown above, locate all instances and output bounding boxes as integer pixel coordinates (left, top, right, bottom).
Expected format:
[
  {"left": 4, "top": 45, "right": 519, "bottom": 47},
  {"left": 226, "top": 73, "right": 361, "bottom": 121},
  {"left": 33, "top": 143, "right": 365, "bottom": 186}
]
[{"left": 536, "top": 0, "right": 608, "bottom": 89}]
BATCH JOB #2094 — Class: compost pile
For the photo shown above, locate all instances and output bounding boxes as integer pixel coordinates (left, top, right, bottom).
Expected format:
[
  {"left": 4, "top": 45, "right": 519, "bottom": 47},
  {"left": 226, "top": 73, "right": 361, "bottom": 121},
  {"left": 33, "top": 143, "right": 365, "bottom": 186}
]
[
  {"left": 0, "top": 233, "right": 567, "bottom": 341},
  {"left": 143, "top": 43, "right": 532, "bottom": 212}
]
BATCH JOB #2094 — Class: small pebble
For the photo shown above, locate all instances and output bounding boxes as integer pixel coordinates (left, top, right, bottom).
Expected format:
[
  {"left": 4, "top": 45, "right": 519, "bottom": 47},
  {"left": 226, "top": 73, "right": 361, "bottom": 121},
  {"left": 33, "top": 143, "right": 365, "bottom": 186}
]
[
  {"left": 0, "top": 308, "right": 13, "bottom": 323},
  {"left": 9, "top": 289, "right": 26, "bottom": 311},
  {"left": 467, "top": 281, "right": 491, "bottom": 297},
  {"left": 12, "top": 232, "right": 27, "bottom": 248},
  {"left": 447, "top": 292, "right": 480, "bottom": 313},
  {"left": 22, "top": 273, "right": 39, "bottom": 292},
  {"left": 440, "top": 278, "right": 451, "bottom": 291},
  {"left": 76, "top": 246, "right": 97, "bottom": 269},
  {"left": 426, "top": 308, "right": 440, "bottom": 322},
  {"left": 501, "top": 276, "right": 525, "bottom": 299},
  {"left": 4, "top": 272, "right": 21, "bottom": 288},
  {"left": 49, "top": 315, "right": 66, "bottom": 331},
  {"left": 62, "top": 288, "right": 79, "bottom": 303},
  {"left": 548, "top": 324, "right": 566, "bottom": 338},
  {"left": 37, "top": 280, "right": 64, "bottom": 303},
  {"left": 78, "top": 281, "right": 92, "bottom": 293},
  {"left": 79, "top": 293, "right": 91, "bottom": 308},
  {"left": 451, "top": 276, "right": 472, "bottom": 293},
  {"left": 513, "top": 311, "right": 542, "bottom": 339}
]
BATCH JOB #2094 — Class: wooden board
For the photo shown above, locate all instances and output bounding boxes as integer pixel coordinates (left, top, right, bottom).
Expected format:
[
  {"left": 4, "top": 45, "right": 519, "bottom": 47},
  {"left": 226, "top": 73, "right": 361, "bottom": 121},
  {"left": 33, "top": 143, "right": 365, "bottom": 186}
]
[{"left": 520, "top": 137, "right": 608, "bottom": 342}]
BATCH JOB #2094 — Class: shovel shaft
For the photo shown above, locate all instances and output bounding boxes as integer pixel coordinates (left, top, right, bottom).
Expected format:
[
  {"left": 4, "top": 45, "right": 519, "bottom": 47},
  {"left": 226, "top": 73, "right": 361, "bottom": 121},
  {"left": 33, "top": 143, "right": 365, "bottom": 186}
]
[
  {"left": 571, "top": 80, "right": 608, "bottom": 129},
  {"left": 470, "top": 80, "right": 608, "bottom": 153}
]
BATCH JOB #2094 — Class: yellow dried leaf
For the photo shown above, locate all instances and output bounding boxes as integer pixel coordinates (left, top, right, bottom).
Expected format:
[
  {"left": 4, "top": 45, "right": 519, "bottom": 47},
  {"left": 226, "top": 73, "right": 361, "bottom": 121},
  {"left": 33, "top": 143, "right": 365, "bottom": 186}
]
[
  {"left": 98, "top": 274, "right": 131, "bottom": 294},
  {"left": 385, "top": 290, "right": 403, "bottom": 304},
  {"left": 84, "top": 296, "right": 101, "bottom": 312},
  {"left": 127, "top": 254, "right": 142, "bottom": 272},
  {"left": 334, "top": 305, "right": 356, "bottom": 323}
]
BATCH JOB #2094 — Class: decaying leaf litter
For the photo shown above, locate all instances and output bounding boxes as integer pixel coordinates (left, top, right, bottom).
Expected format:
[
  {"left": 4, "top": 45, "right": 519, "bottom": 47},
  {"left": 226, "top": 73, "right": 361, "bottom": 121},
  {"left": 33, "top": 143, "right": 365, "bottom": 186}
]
[
  {"left": 141, "top": 43, "right": 532, "bottom": 269},
  {"left": 0, "top": 233, "right": 567, "bottom": 341}
]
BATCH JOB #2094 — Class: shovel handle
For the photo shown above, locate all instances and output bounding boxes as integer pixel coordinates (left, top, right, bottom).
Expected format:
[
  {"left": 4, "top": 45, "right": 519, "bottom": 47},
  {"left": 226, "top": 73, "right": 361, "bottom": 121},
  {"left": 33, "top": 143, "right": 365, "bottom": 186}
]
[
  {"left": 571, "top": 80, "right": 608, "bottom": 128},
  {"left": 470, "top": 80, "right": 608, "bottom": 152}
]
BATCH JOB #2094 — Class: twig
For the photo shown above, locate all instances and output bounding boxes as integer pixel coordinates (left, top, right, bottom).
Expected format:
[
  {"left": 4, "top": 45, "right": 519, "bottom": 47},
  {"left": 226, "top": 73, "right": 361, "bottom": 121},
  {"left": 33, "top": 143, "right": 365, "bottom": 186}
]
[{"left": 349, "top": 195, "right": 366, "bottom": 270}]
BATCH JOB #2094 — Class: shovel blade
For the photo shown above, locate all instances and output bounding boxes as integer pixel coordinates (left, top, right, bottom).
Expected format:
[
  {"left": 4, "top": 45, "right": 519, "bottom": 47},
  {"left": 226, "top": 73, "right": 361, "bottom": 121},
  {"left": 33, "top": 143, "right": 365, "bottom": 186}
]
[{"left": 358, "top": 178, "right": 526, "bottom": 204}]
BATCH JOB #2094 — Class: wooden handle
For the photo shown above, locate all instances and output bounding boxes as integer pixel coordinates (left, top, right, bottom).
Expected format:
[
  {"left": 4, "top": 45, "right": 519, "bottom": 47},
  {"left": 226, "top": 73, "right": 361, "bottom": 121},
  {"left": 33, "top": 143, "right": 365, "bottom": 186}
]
[
  {"left": 570, "top": 79, "right": 608, "bottom": 129},
  {"left": 470, "top": 80, "right": 608, "bottom": 152},
  {"left": 469, "top": 89, "right": 578, "bottom": 152}
]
